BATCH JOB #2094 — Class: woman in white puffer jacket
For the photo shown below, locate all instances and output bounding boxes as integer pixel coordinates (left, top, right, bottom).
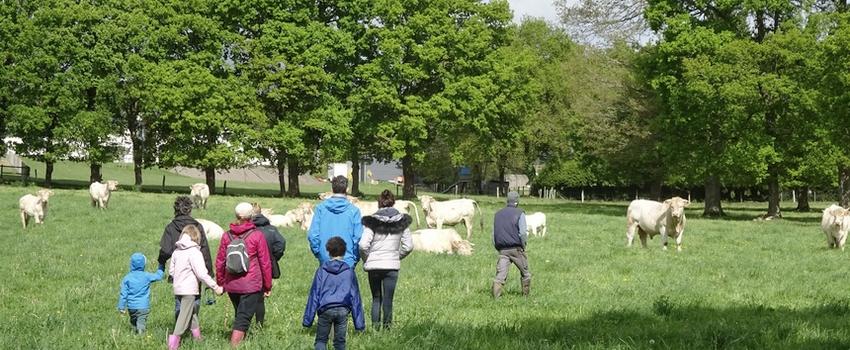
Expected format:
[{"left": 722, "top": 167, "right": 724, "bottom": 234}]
[{"left": 358, "top": 190, "right": 414, "bottom": 329}]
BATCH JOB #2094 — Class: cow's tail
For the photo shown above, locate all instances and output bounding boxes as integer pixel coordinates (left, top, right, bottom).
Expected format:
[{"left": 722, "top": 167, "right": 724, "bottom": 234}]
[
  {"left": 408, "top": 201, "right": 422, "bottom": 227},
  {"left": 474, "top": 200, "right": 484, "bottom": 232}
]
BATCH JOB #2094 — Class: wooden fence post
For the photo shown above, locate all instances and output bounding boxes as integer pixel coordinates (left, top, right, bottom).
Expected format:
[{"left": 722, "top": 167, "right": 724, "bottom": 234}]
[
  {"left": 223, "top": 181, "right": 228, "bottom": 195},
  {"left": 161, "top": 175, "right": 166, "bottom": 193}
]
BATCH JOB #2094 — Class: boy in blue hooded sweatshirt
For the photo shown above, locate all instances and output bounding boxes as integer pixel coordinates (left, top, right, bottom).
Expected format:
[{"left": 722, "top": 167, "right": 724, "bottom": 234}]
[
  {"left": 303, "top": 237, "right": 365, "bottom": 350},
  {"left": 308, "top": 176, "right": 363, "bottom": 267},
  {"left": 118, "top": 252, "right": 165, "bottom": 334}
]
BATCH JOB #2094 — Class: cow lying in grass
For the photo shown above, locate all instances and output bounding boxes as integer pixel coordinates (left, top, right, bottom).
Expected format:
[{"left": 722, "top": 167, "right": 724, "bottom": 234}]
[{"left": 411, "top": 228, "right": 473, "bottom": 256}]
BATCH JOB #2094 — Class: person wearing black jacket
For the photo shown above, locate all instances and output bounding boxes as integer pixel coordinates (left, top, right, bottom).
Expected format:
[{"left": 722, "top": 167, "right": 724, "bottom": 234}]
[
  {"left": 158, "top": 196, "right": 213, "bottom": 319},
  {"left": 251, "top": 211, "right": 286, "bottom": 326}
]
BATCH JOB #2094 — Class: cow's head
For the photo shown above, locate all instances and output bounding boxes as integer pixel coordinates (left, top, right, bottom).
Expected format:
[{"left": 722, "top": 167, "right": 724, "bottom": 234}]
[
  {"left": 664, "top": 197, "right": 690, "bottom": 219},
  {"left": 36, "top": 189, "right": 54, "bottom": 202},
  {"left": 106, "top": 180, "right": 119, "bottom": 191},
  {"left": 451, "top": 240, "right": 474, "bottom": 256},
  {"left": 417, "top": 195, "right": 434, "bottom": 212}
]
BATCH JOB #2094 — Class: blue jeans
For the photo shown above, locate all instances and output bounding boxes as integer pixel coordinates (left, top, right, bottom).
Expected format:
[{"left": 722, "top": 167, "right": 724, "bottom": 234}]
[
  {"left": 128, "top": 309, "right": 149, "bottom": 334},
  {"left": 315, "top": 307, "right": 349, "bottom": 350}
]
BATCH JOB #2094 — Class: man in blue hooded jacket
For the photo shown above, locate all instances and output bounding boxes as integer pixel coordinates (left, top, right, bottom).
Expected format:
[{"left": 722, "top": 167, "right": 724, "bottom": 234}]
[{"left": 308, "top": 176, "right": 363, "bottom": 267}]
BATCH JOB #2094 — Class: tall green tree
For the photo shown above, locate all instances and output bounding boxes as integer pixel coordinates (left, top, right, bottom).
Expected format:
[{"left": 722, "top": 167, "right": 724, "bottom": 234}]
[
  {"left": 351, "top": 0, "right": 514, "bottom": 198},
  {"left": 216, "top": 1, "right": 354, "bottom": 197}
]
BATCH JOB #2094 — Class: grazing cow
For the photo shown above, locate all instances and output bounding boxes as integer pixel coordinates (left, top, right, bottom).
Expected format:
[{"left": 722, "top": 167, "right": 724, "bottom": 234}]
[
  {"left": 525, "top": 212, "right": 547, "bottom": 237},
  {"left": 626, "top": 197, "right": 690, "bottom": 251},
  {"left": 417, "top": 195, "right": 483, "bottom": 239},
  {"left": 19, "top": 189, "right": 54, "bottom": 229},
  {"left": 411, "top": 228, "right": 474, "bottom": 256},
  {"left": 189, "top": 183, "right": 210, "bottom": 209},
  {"left": 195, "top": 218, "right": 223, "bottom": 240},
  {"left": 89, "top": 180, "right": 119, "bottom": 209},
  {"left": 822, "top": 204, "right": 850, "bottom": 250}
]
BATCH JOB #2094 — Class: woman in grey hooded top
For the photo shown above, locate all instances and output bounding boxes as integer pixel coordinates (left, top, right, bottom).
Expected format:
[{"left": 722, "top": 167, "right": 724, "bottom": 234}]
[{"left": 359, "top": 190, "right": 414, "bottom": 329}]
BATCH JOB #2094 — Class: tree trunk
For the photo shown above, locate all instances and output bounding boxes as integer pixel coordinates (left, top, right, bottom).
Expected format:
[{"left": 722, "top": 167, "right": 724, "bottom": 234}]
[
  {"left": 472, "top": 163, "right": 483, "bottom": 195},
  {"left": 350, "top": 144, "right": 361, "bottom": 196},
  {"left": 796, "top": 186, "right": 810, "bottom": 212},
  {"left": 45, "top": 161, "right": 54, "bottom": 188},
  {"left": 402, "top": 154, "right": 415, "bottom": 199},
  {"left": 840, "top": 166, "right": 850, "bottom": 208},
  {"left": 89, "top": 163, "right": 102, "bottom": 184},
  {"left": 649, "top": 180, "right": 663, "bottom": 201},
  {"left": 127, "top": 109, "right": 144, "bottom": 192},
  {"left": 204, "top": 167, "right": 216, "bottom": 195},
  {"left": 275, "top": 151, "right": 286, "bottom": 198},
  {"left": 498, "top": 165, "right": 506, "bottom": 195},
  {"left": 766, "top": 168, "right": 782, "bottom": 218},
  {"left": 703, "top": 175, "right": 724, "bottom": 217},
  {"left": 287, "top": 158, "right": 301, "bottom": 197}
]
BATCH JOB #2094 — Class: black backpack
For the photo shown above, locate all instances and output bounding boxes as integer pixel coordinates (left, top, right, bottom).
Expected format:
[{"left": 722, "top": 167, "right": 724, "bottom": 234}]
[{"left": 225, "top": 230, "right": 254, "bottom": 275}]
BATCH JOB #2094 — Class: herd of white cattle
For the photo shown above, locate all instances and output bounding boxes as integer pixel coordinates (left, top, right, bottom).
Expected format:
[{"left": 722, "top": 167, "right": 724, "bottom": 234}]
[{"left": 18, "top": 182, "right": 850, "bottom": 253}]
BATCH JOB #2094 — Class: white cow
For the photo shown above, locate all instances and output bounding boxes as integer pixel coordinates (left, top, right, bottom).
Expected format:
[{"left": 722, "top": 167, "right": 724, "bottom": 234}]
[
  {"left": 525, "top": 212, "right": 547, "bottom": 237},
  {"left": 189, "top": 183, "right": 210, "bottom": 209},
  {"left": 195, "top": 218, "right": 223, "bottom": 240},
  {"left": 268, "top": 212, "right": 298, "bottom": 228},
  {"left": 411, "top": 228, "right": 474, "bottom": 256},
  {"left": 19, "top": 189, "right": 54, "bottom": 229},
  {"left": 822, "top": 204, "right": 850, "bottom": 250},
  {"left": 417, "top": 195, "right": 482, "bottom": 239},
  {"left": 626, "top": 197, "right": 689, "bottom": 251},
  {"left": 89, "top": 180, "right": 119, "bottom": 209},
  {"left": 296, "top": 202, "right": 314, "bottom": 231}
]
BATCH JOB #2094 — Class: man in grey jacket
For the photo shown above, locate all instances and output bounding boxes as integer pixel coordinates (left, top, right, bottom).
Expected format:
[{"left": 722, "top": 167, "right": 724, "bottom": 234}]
[{"left": 492, "top": 191, "right": 530, "bottom": 298}]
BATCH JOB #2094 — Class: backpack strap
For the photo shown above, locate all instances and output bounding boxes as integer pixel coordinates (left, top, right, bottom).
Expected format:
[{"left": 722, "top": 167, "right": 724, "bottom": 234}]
[{"left": 227, "top": 231, "right": 235, "bottom": 241}]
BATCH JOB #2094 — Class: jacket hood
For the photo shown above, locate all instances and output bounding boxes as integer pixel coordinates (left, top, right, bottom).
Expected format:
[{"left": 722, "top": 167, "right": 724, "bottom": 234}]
[
  {"left": 322, "top": 259, "right": 350, "bottom": 275},
  {"left": 362, "top": 211, "right": 412, "bottom": 234},
  {"left": 172, "top": 215, "right": 198, "bottom": 227},
  {"left": 252, "top": 214, "right": 270, "bottom": 227},
  {"left": 129, "top": 253, "right": 147, "bottom": 271},
  {"left": 175, "top": 233, "right": 199, "bottom": 250},
  {"left": 373, "top": 208, "right": 402, "bottom": 222},
  {"left": 230, "top": 221, "right": 257, "bottom": 235},
  {"left": 324, "top": 196, "right": 353, "bottom": 214}
]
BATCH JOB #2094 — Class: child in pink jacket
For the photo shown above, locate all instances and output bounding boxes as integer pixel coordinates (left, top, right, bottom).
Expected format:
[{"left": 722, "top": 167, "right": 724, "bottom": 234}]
[{"left": 168, "top": 225, "right": 223, "bottom": 350}]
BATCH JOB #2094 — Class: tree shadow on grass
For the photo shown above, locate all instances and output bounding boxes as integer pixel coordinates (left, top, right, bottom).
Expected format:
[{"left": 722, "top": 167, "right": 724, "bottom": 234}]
[{"left": 395, "top": 302, "right": 850, "bottom": 349}]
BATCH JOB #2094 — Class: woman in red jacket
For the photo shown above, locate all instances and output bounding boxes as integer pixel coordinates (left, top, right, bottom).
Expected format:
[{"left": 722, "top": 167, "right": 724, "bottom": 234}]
[{"left": 215, "top": 202, "right": 273, "bottom": 347}]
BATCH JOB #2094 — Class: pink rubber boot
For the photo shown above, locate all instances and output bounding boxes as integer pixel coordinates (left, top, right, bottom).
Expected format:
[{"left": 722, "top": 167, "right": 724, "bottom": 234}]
[
  {"left": 190, "top": 328, "right": 202, "bottom": 341},
  {"left": 167, "top": 335, "right": 180, "bottom": 350}
]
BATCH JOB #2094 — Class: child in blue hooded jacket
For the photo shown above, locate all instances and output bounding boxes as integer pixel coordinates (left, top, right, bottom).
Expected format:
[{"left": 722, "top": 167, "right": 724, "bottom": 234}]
[
  {"left": 118, "top": 252, "right": 165, "bottom": 334},
  {"left": 303, "top": 237, "right": 365, "bottom": 350}
]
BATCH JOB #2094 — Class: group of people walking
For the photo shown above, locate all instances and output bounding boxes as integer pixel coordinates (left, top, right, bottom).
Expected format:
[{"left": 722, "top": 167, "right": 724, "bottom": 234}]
[{"left": 116, "top": 175, "right": 532, "bottom": 350}]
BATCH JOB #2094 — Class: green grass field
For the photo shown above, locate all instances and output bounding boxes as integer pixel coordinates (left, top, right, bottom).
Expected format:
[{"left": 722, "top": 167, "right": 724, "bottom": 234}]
[{"left": 3, "top": 184, "right": 850, "bottom": 349}]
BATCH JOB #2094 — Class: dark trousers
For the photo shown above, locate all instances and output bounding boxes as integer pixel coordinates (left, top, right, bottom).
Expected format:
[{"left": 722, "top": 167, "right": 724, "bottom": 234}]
[
  {"left": 256, "top": 296, "right": 266, "bottom": 325},
  {"left": 494, "top": 247, "right": 531, "bottom": 285},
  {"left": 315, "top": 306, "right": 349, "bottom": 350},
  {"left": 228, "top": 292, "right": 262, "bottom": 331},
  {"left": 128, "top": 309, "right": 149, "bottom": 334},
  {"left": 367, "top": 269, "right": 398, "bottom": 328}
]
